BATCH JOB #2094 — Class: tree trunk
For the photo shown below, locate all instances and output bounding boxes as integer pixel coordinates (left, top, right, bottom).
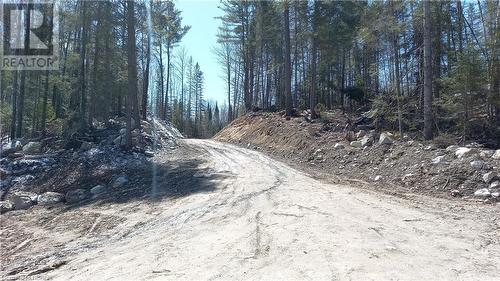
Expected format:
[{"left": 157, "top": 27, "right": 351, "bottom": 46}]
[
  {"left": 284, "top": 1, "right": 292, "bottom": 117},
  {"left": 310, "top": 0, "right": 319, "bottom": 119},
  {"left": 80, "top": 0, "right": 88, "bottom": 129},
  {"left": 125, "top": 0, "right": 138, "bottom": 149},
  {"left": 423, "top": 0, "right": 434, "bottom": 140}
]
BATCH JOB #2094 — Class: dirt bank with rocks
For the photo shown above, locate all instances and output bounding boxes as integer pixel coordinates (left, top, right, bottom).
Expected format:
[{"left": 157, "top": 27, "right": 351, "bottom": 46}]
[
  {"left": 215, "top": 110, "right": 500, "bottom": 204},
  {"left": 0, "top": 117, "right": 182, "bottom": 214}
]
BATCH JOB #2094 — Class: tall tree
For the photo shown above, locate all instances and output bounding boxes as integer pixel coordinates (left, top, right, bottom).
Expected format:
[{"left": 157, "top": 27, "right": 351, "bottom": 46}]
[{"left": 423, "top": 0, "right": 433, "bottom": 139}]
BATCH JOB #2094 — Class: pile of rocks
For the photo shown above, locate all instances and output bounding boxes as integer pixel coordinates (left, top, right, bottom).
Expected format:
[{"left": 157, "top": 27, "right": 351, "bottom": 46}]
[{"left": 350, "top": 130, "right": 395, "bottom": 148}]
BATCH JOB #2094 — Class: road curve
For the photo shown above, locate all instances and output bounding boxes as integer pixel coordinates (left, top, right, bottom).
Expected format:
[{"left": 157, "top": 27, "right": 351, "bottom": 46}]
[{"left": 48, "top": 139, "right": 500, "bottom": 281}]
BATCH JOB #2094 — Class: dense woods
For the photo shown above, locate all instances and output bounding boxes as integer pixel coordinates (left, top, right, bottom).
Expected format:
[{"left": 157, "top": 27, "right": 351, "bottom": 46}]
[
  {"left": 1, "top": 0, "right": 222, "bottom": 143},
  {"left": 1, "top": 0, "right": 499, "bottom": 146},
  {"left": 216, "top": 0, "right": 500, "bottom": 146}
]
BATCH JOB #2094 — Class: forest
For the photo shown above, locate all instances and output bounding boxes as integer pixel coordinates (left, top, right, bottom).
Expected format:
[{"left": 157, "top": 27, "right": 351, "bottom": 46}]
[{"left": 1, "top": 0, "right": 500, "bottom": 147}]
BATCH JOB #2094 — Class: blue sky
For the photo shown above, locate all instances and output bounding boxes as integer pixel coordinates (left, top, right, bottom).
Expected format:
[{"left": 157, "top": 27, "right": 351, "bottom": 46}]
[{"left": 175, "top": 0, "right": 225, "bottom": 105}]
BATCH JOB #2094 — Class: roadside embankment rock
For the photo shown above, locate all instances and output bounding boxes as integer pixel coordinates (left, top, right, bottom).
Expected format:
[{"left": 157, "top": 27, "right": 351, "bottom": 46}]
[
  {"left": 65, "top": 189, "right": 89, "bottom": 204},
  {"left": 490, "top": 181, "right": 500, "bottom": 189},
  {"left": 474, "top": 188, "right": 491, "bottom": 198},
  {"left": 91, "top": 185, "right": 106, "bottom": 196},
  {"left": 432, "top": 155, "right": 448, "bottom": 165},
  {"left": 361, "top": 135, "right": 373, "bottom": 147},
  {"left": 350, "top": 141, "right": 363, "bottom": 148},
  {"left": 482, "top": 172, "right": 498, "bottom": 184},
  {"left": 470, "top": 160, "right": 484, "bottom": 170},
  {"left": 0, "top": 201, "right": 14, "bottom": 213},
  {"left": 492, "top": 150, "right": 500, "bottom": 160},
  {"left": 334, "top": 143, "right": 345, "bottom": 150},
  {"left": 455, "top": 147, "right": 474, "bottom": 158},
  {"left": 378, "top": 133, "right": 394, "bottom": 145},
  {"left": 112, "top": 176, "right": 129, "bottom": 188},
  {"left": 37, "top": 192, "right": 64, "bottom": 205},
  {"left": 1, "top": 141, "right": 22, "bottom": 157},
  {"left": 12, "top": 194, "right": 34, "bottom": 210},
  {"left": 22, "top": 142, "right": 42, "bottom": 154}
]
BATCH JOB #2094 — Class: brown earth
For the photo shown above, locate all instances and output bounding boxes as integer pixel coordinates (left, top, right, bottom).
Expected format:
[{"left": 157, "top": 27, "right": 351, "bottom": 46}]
[{"left": 214, "top": 110, "right": 500, "bottom": 202}]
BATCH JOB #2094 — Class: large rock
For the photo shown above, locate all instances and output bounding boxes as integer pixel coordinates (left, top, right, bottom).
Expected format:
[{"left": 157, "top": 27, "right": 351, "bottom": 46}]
[
  {"left": 492, "top": 150, "right": 500, "bottom": 160},
  {"left": 334, "top": 143, "right": 345, "bottom": 150},
  {"left": 356, "top": 130, "right": 367, "bottom": 139},
  {"left": 80, "top": 141, "right": 93, "bottom": 151},
  {"left": 350, "top": 141, "right": 363, "bottom": 148},
  {"left": 482, "top": 172, "right": 498, "bottom": 184},
  {"left": 12, "top": 194, "right": 34, "bottom": 210},
  {"left": 455, "top": 147, "right": 474, "bottom": 158},
  {"left": 65, "top": 189, "right": 89, "bottom": 204},
  {"left": 37, "top": 192, "right": 65, "bottom": 205},
  {"left": 432, "top": 155, "right": 448, "bottom": 165},
  {"left": 378, "top": 133, "right": 394, "bottom": 145},
  {"left": 0, "top": 201, "right": 14, "bottom": 213},
  {"left": 22, "top": 142, "right": 42, "bottom": 154},
  {"left": 91, "top": 185, "right": 106, "bottom": 196},
  {"left": 1, "top": 141, "right": 22, "bottom": 157},
  {"left": 474, "top": 188, "right": 491, "bottom": 198},
  {"left": 360, "top": 135, "right": 373, "bottom": 147},
  {"left": 490, "top": 181, "right": 500, "bottom": 189},
  {"left": 13, "top": 192, "right": 38, "bottom": 203},
  {"left": 112, "top": 176, "right": 129, "bottom": 188},
  {"left": 470, "top": 160, "right": 484, "bottom": 170},
  {"left": 446, "top": 145, "right": 459, "bottom": 152}
]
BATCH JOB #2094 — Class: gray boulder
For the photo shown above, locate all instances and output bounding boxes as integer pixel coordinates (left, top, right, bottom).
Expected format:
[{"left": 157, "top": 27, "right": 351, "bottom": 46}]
[
  {"left": 334, "top": 143, "right": 345, "bottom": 150},
  {"left": 455, "top": 147, "right": 474, "bottom": 158},
  {"left": 361, "top": 135, "right": 373, "bottom": 147},
  {"left": 91, "top": 185, "right": 106, "bottom": 196},
  {"left": 432, "top": 155, "right": 448, "bottom": 165},
  {"left": 65, "top": 189, "right": 89, "bottom": 204},
  {"left": 80, "top": 141, "right": 93, "bottom": 151},
  {"left": 490, "top": 181, "right": 500, "bottom": 189},
  {"left": 470, "top": 160, "right": 484, "bottom": 170},
  {"left": 378, "top": 133, "right": 394, "bottom": 145},
  {"left": 474, "top": 188, "right": 490, "bottom": 198},
  {"left": 356, "top": 130, "right": 367, "bottom": 139},
  {"left": 493, "top": 150, "right": 500, "bottom": 160},
  {"left": 1, "top": 141, "right": 22, "bottom": 157},
  {"left": 37, "top": 192, "right": 64, "bottom": 205},
  {"left": 12, "top": 194, "right": 34, "bottom": 210},
  {"left": 482, "top": 172, "right": 498, "bottom": 184},
  {"left": 22, "top": 142, "right": 42, "bottom": 154},
  {"left": 112, "top": 176, "right": 129, "bottom": 188},
  {"left": 350, "top": 141, "right": 363, "bottom": 148},
  {"left": 13, "top": 192, "right": 38, "bottom": 203},
  {"left": 0, "top": 201, "right": 14, "bottom": 213}
]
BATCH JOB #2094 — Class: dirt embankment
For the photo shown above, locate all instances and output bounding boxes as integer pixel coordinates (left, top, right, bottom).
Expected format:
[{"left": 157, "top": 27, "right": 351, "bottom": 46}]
[{"left": 215, "top": 111, "right": 500, "bottom": 202}]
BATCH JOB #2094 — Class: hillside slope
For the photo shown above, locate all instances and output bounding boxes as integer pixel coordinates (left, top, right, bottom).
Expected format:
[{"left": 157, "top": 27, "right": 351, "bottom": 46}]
[{"left": 215, "top": 111, "right": 500, "bottom": 202}]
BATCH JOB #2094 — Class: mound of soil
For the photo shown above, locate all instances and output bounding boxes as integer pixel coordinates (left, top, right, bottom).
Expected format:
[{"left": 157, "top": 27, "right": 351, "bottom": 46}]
[{"left": 215, "top": 111, "right": 500, "bottom": 203}]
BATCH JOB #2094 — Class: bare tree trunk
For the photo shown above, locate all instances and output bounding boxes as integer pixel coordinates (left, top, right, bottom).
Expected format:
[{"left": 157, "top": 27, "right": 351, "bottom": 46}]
[
  {"left": 10, "top": 71, "right": 18, "bottom": 140},
  {"left": 423, "top": 0, "right": 434, "bottom": 140},
  {"left": 284, "top": 1, "right": 292, "bottom": 117},
  {"left": 125, "top": 0, "right": 138, "bottom": 149},
  {"left": 80, "top": 0, "right": 88, "bottom": 129},
  {"left": 310, "top": 0, "right": 319, "bottom": 119}
]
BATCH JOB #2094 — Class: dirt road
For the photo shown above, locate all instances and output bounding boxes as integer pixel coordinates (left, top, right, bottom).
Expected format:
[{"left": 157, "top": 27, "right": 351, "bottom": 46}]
[{"left": 3, "top": 139, "right": 500, "bottom": 280}]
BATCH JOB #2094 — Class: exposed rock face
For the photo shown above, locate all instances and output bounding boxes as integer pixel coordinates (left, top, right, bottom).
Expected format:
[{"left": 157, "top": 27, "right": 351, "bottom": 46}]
[
  {"left": 22, "top": 142, "right": 42, "bottom": 154},
  {"left": 38, "top": 192, "right": 65, "bottom": 205}
]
